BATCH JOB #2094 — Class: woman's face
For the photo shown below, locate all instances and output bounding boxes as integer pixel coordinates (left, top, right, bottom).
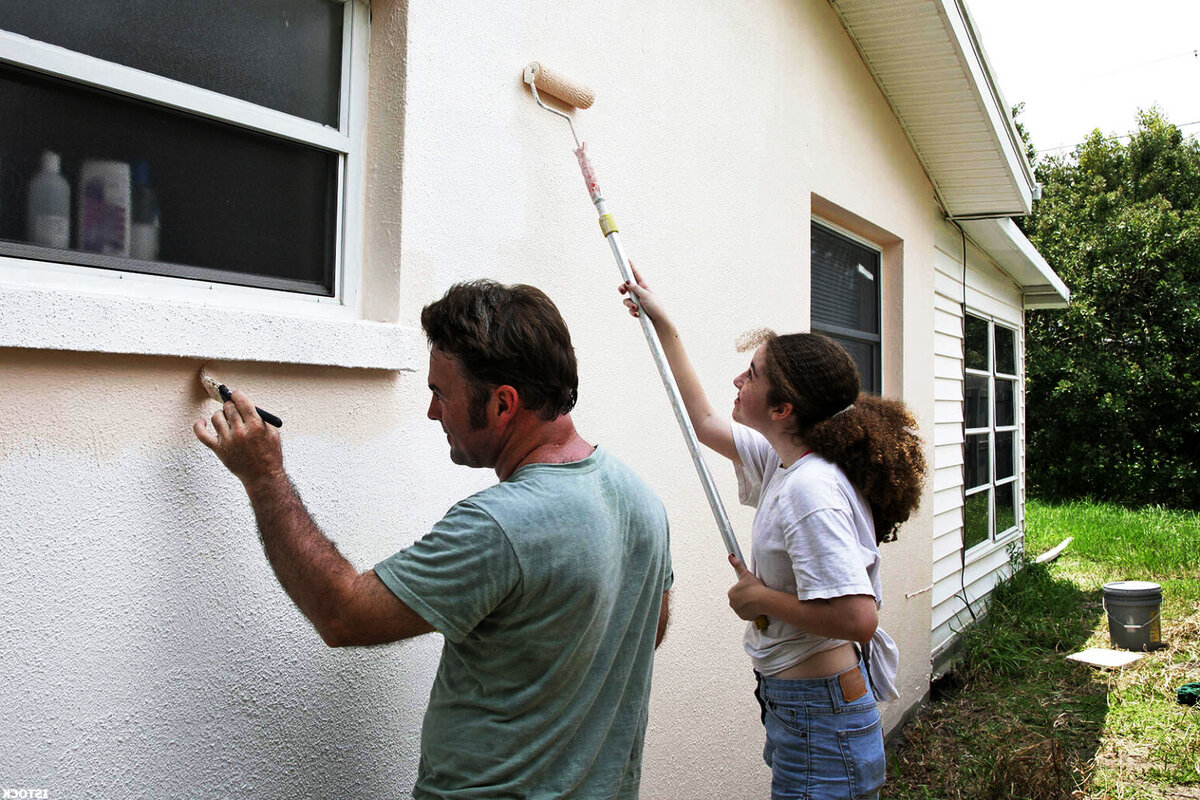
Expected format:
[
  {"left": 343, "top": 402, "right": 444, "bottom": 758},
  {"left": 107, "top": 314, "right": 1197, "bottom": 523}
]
[{"left": 732, "top": 344, "right": 775, "bottom": 430}]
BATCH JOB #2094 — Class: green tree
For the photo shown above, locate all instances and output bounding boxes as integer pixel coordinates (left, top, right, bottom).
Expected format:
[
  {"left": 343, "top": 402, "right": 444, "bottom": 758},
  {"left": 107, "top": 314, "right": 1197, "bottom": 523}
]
[{"left": 1020, "top": 110, "right": 1200, "bottom": 509}]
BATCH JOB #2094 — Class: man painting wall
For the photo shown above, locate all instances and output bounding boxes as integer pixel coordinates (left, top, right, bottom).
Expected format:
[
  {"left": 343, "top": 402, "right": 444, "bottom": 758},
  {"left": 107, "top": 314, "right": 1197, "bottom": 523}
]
[{"left": 194, "top": 280, "right": 673, "bottom": 799}]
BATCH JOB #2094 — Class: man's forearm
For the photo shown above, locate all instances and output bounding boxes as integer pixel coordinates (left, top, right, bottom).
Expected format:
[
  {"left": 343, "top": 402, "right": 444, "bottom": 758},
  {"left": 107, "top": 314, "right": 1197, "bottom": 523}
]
[{"left": 243, "top": 473, "right": 358, "bottom": 642}]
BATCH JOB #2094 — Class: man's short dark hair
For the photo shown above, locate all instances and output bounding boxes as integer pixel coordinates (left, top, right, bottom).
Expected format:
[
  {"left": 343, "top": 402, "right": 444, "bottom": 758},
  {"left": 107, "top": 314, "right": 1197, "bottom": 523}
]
[{"left": 421, "top": 280, "right": 579, "bottom": 425}]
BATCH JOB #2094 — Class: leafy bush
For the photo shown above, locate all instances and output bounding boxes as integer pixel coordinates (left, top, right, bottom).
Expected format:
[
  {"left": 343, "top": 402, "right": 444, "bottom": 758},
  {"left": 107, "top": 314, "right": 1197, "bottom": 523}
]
[{"left": 1021, "top": 110, "right": 1200, "bottom": 509}]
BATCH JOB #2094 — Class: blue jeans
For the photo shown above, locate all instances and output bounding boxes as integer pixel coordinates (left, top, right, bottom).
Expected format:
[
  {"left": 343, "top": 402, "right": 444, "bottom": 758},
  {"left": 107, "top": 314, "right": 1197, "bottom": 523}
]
[{"left": 754, "top": 662, "right": 886, "bottom": 800}]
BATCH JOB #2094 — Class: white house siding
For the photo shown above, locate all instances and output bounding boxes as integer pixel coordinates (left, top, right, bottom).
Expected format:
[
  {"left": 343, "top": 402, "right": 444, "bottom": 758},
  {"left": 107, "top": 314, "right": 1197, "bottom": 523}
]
[{"left": 930, "top": 222, "right": 1027, "bottom": 662}]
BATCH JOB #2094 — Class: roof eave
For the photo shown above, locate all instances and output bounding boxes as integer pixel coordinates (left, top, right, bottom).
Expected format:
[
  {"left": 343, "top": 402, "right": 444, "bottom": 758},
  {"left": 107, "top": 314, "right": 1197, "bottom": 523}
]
[
  {"left": 958, "top": 218, "right": 1070, "bottom": 308},
  {"left": 829, "top": 0, "right": 1068, "bottom": 307},
  {"left": 828, "top": 0, "right": 1037, "bottom": 218}
]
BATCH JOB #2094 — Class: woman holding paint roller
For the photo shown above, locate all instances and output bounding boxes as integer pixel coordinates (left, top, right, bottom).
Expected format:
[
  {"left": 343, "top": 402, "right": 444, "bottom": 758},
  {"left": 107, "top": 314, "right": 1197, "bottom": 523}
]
[{"left": 619, "top": 270, "right": 925, "bottom": 800}]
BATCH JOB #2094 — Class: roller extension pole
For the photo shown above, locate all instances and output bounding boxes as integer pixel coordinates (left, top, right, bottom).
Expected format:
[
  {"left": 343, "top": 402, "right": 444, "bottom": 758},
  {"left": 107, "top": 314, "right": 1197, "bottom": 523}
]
[
  {"left": 572, "top": 145, "right": 746, "bottom": 564},
  {"left": 523, "top": 63, "right": 767, "bottom": 629}
]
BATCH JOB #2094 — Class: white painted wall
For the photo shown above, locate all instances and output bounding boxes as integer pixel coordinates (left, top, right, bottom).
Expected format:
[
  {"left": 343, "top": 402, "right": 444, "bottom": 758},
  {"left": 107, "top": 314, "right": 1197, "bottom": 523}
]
[{"left": 1, "top": 1, "right": 949, "bottom": 797}]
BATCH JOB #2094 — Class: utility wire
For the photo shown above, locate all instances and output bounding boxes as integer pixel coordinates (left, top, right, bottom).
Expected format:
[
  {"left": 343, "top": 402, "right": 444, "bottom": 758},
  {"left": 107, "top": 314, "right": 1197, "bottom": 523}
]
[
  {"left": 1088, "top": 47, "right": 1199, "bottom": 79},
  {"left": 1019, "top": 46, "right": 1199, "bottom": 156},
  {"left": 1040, "top": 119, "right": 1200, "bottom": 156}
]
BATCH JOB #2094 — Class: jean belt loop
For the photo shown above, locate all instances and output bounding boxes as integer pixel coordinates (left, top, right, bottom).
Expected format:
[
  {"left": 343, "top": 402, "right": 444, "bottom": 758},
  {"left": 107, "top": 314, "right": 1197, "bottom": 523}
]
[
  {"left": 826, "top": 674, "right": 843, "bottom": 711},
  {"left": 753, "top": 670, "right": 768, "bottom": 725},
  {"left": 861, "top": 640, "right": 879, "bottom": 698}
]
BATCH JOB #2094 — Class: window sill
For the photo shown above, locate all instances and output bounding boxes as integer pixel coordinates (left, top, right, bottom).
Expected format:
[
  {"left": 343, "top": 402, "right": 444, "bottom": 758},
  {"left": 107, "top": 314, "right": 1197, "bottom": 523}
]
[
  {"left": 0, "top": 282, "right": 423, "bottom": 370},
  {"left": 964, "top": 528, "right": 1023, "bottom": 565}
]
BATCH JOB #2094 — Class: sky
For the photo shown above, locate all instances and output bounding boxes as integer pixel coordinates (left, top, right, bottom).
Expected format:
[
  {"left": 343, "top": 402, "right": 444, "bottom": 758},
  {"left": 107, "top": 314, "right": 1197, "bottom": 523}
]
[{"left": 966, "top": 1, "right": 1200, "bottom": 158}]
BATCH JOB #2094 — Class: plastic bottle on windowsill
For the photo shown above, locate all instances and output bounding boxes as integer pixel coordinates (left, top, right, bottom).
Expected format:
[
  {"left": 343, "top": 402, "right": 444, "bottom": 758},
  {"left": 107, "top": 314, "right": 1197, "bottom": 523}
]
[
  {"left": 130, "top": 160, "right": 160, "bottom": 262},
  {"left": 28, "top": 150, "right": 71, "bottom": 249},
  {"left": 77, "top": 159, "right": 131, "bottom": 257}
]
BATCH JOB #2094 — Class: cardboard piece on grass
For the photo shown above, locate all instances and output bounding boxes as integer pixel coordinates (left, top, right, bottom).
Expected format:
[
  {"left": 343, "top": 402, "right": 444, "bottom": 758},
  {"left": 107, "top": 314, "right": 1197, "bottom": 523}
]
[{"left": 1067, "top": 647, "right": 1144, "bottom": 668}]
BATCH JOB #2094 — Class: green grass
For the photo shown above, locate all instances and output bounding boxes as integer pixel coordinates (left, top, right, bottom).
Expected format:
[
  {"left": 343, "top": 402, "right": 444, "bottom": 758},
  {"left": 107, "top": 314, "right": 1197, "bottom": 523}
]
[
  {"left": 1025, "top": 498, "right": 1199, "bottom": 581},
  {"left": 887, "top": 498, "right": 1200, "bottom": 799}
]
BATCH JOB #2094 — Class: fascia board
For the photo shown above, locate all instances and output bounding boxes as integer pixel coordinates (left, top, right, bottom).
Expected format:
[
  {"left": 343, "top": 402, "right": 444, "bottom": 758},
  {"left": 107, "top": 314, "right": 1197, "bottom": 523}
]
[{"left": 959, "top": 217, "right": 1070, "bottom": 308}]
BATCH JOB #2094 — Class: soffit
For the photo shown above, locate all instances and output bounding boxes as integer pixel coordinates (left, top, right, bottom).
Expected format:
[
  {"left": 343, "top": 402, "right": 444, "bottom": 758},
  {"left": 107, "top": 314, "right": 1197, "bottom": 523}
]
[
  {"left": 958, "top": 218, "right": 1070, "bottom": 309},
  {"left": 828, "top": 0, "right": 1035, "bottom": 219}
]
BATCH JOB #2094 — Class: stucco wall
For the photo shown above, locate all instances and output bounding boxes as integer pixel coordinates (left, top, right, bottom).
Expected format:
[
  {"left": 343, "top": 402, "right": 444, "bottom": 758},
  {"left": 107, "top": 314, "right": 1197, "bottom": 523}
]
[{"left": 2, "top": 1, "right": 941, "bottom": 797}]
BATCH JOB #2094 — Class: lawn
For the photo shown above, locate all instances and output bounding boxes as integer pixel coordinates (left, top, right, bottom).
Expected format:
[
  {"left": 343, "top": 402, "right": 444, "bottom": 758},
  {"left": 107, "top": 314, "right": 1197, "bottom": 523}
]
[{"left": 887, "top": 498, "right": 1200, "bottom": 799}]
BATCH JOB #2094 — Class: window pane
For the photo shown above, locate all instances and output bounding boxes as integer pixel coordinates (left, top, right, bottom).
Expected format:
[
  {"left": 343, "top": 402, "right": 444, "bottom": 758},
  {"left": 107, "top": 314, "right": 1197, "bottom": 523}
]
[
  {"left": 965, "top": 374, "right": 990, "bottom": 429},
  {"left": 995, "top": 378, "right": 1016, "bottom": 427},
  {"left": 965, "top": 433, "right": 990, "bottom": 489},
  {"left": 0, "top": 0, "right": 344, "bottom": 126},
  {"left": 828, "top": 335, "right": 879, "bottom": 396},
  {"left": 996, "top": 431, "right": 1015, "bottom": 479},
  {"left": 811, "top": 224, "right": 879, "bottom": 335},
  {"left": 0, "top": 64, "right": 336, "bottom": 294},
  {"left": 964, "top": 490, "right": 990, "bottom": 549},
  {"left": 964, "top": 314, "right": 988, "bottom": 371},
  {"left": 995, "top": 325, "right": 1017, "bottom": 375},
  {"left": 996, "top": 481, "right": 1017, "bottom": 534}
]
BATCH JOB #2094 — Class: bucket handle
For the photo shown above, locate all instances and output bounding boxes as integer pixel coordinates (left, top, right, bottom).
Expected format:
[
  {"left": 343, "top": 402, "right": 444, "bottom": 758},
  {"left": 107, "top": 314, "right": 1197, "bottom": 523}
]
[{"left": 1103, "top": 598, "right": 1162, "bottom": 631}]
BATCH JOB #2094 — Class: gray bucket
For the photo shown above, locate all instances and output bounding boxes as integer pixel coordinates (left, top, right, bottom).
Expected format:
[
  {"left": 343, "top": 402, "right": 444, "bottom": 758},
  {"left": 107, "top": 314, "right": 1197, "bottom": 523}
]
[{"left": 1102, "top": 580, "right": 1164, "bottom": 651}]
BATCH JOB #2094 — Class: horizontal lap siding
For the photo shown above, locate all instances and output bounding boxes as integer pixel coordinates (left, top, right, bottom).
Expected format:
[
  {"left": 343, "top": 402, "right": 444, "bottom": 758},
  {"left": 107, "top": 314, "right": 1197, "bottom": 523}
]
[
  {"left": 930, "top": 235, "right": 965, "bottom": 656},
  {"left": 929, "top": 224, "right": 1026, "bottom": 658},
  {"left": 932, "top": 539, "right": 1018, "bottom": 651}
]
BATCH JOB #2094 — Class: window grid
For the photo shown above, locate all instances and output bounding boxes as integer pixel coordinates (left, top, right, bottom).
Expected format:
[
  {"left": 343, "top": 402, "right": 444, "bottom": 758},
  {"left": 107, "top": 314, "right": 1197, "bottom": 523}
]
[{"left": 963, "top": 313, "right": 1021, "bottom": 551}]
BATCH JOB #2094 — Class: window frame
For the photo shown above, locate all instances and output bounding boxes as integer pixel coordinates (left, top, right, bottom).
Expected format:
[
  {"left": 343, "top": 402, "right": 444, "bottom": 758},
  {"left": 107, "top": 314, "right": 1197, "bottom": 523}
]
[
  {"left": 0, "top": 0, "right": 368, "bottom": 320},
  {"left": 810, "top": 218, "right": 883, "bottom": 395},
  {"left": 962, "top": 311, "right": 1021, "bottom": 551}
]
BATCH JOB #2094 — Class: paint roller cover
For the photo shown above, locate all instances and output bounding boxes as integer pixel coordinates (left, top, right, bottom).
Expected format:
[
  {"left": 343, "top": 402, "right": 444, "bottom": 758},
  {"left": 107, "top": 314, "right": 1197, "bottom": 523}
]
[{"left": 528, "top": 62, "right": 594, "bottom": 109}]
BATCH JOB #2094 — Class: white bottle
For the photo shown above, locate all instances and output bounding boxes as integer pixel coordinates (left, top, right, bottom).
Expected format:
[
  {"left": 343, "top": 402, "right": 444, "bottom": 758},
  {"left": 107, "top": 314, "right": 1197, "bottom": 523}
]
[{"left": 28, "top": 151, "right": 71, "bottom": 249}]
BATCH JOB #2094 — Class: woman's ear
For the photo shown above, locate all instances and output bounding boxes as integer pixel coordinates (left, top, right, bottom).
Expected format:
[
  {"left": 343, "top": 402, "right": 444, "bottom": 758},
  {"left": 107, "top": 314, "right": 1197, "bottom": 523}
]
[{"left": 771, "top": 402, "right": 793, "bottom": 421}]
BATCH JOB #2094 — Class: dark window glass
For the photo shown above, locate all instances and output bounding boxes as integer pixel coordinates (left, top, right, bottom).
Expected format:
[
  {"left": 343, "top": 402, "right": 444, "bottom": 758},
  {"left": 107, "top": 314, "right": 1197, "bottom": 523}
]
[
  {"left": 811, "top": 223, "right": 880, "bottom": 393},
  {"left": 995, "top": 378, "right": 1016, "bottom": 428},
  {"left": 965, "top": 433, "right": 990, "bottom": 489},
  {"left": 965, "top": 313, "right": 988, "bottom": 371},
  {"left": 965, "top": 374, "right": 990, "bottom": 429},
  {"left": 828, "top": 336, "right": 878, "bottom": 396},
  {"left": 995, "top": 325, "right": 1017, "bottom": 375},
  {"left": 811, "top": 225, "right": 879, "bottom": 334},
  {"left": 964, "top": 491, "right": 989, "bottom": 550},
  {"left": 0, "top": 0, "right": 344, "bottom": 126},
  {"left": 995, "top": 431, "right": 1015, "bottom": 479},
  {"left": 0, "top": 65, "right": 336, "bottom": 294},
  {"left": 996, "top": 481, "right": 1017, "bottom": 534}
]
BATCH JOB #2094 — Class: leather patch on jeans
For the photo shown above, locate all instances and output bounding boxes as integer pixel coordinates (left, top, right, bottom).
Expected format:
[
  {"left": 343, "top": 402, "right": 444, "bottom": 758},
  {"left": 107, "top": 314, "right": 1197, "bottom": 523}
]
[{"left": 839, "top": 667, "right": 867, "bottom": 703}]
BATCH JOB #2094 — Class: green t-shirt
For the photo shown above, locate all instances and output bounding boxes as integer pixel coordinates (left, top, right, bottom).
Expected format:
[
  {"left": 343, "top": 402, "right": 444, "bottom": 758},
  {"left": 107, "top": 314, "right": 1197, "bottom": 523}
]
[{"left": 374, "top": 447, "right": 673, "bottom": 799}]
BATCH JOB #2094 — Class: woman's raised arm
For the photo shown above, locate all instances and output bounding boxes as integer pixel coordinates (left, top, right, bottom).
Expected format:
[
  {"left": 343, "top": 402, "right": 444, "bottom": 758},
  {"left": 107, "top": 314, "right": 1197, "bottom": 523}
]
[{"left": 619, "top": 268, "right": 739, "bottom": 464}]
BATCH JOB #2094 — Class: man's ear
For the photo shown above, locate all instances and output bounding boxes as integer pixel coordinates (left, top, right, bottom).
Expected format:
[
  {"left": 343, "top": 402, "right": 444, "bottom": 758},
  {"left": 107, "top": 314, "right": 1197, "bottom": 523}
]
[
  {"left": 771, "top": 402, "right": 793, "bottom": 422},
  {"left": 493, "top": 385, "right": 520, "bottom": 422}
]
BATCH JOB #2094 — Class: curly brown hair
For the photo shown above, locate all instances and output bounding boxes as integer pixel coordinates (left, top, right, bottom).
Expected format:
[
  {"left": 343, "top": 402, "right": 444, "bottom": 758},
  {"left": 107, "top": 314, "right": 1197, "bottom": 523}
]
[{"left": 754, "top": 332, "right": 927, "bottom": 545}]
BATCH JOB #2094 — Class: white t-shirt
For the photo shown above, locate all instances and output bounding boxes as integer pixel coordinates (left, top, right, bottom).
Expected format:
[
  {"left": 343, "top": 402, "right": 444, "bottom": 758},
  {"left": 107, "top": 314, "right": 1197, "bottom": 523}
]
[{"left": 732, "top": 423, "right": 897, "bottom": 694}]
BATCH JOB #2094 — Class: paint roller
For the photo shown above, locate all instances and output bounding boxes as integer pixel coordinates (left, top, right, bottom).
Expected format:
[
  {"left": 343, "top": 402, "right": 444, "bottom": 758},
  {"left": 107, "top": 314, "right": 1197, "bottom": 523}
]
[
  {"left": 199, "top": 368, "right": 283, "bottom": 428},
  {"left": 524, "top": 62, "right": 768, "bottom": 630}
]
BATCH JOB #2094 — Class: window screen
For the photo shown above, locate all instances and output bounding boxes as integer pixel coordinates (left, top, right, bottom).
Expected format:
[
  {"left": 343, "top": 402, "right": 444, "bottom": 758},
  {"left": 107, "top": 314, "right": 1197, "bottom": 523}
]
[
  {"left": 0, "top": 0, "right": 344, "bottom": 126},
  {"left": 811, "top": 222, "right": 881, "bottom": 393},
  {"left": 0, "top": 2, "right": 354, "bottom": 295}
]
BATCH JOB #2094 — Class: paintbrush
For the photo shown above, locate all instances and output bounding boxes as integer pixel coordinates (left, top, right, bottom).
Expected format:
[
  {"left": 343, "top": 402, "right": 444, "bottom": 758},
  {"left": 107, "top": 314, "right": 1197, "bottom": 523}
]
[{"left": 199, "top": 369, "right": 283, "bottom": 428}]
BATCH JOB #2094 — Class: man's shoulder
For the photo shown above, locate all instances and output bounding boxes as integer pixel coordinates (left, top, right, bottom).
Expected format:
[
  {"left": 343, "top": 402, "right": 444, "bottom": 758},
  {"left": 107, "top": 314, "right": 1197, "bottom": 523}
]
[
  {"left": 591, "top": 448, "right": 666, "bottom": 508},
  {"left": 467, "top": 448, "right": 665, "bottom": 526}
]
